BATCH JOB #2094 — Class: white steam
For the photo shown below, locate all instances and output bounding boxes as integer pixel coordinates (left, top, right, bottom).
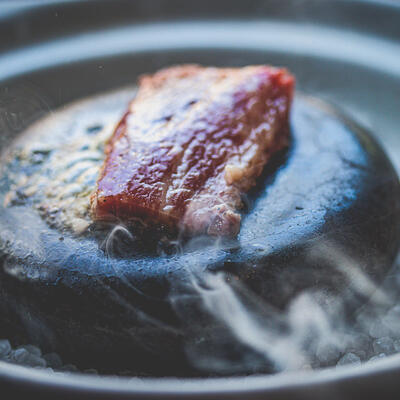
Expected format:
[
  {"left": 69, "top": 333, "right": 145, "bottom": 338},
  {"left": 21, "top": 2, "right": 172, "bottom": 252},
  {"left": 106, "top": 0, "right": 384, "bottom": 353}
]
[
  {"left": 168, "top": 238, "right": 399, "bottom": 374},
  {"left": 99, "top": 224, "right": 400, "bottom": 374}
]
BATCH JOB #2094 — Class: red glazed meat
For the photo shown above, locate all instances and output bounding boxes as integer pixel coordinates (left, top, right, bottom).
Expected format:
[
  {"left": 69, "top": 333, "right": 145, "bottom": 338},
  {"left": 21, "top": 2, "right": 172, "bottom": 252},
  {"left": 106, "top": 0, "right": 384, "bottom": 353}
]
[{"left": 91, "top": 65, "right": 294, "bottom": 236}]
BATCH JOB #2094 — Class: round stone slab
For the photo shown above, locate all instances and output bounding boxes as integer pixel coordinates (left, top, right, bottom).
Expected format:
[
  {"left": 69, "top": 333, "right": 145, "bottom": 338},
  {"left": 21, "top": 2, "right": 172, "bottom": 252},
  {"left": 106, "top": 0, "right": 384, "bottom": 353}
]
[{"left": 0, "top": 89, "right": 399, "bottom": 376}]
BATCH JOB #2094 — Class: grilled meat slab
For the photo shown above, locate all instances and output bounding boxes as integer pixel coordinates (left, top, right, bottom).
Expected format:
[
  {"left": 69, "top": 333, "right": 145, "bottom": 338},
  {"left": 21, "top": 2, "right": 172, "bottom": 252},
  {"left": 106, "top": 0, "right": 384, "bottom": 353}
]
[{"left": 91, "top": 65, "right": 294, "bottom": 236}]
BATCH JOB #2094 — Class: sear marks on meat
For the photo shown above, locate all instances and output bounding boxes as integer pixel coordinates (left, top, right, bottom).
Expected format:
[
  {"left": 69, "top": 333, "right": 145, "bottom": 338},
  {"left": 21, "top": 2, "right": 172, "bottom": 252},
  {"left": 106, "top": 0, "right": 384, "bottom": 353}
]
[{"left": 91, "top": 65, "right": 294, "bottom": 236}]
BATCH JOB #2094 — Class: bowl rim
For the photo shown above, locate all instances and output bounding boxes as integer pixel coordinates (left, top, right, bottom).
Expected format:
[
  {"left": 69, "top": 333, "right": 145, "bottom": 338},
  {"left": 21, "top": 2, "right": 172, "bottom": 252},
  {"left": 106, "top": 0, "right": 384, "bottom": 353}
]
[{"left": 2, "top": 354, "right": 400, "bottom": 397}]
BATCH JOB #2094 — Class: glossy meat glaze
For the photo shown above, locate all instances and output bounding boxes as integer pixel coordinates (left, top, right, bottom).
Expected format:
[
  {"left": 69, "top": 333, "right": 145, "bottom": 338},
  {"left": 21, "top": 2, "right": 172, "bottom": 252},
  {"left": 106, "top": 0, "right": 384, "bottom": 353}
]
[{"left": 91, "top": 65, "right": 294, "bottom": 235}]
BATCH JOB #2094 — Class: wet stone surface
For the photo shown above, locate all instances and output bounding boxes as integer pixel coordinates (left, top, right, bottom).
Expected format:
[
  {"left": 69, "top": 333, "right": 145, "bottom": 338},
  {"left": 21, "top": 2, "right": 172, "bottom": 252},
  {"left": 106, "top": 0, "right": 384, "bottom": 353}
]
[{"left": 0, "top": 89, "right": 399, "bottom": 377}]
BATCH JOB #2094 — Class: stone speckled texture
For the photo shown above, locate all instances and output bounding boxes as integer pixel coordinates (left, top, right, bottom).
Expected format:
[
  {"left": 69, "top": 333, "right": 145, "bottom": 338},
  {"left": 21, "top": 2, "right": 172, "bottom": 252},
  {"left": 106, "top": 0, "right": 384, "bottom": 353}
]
[{"left": 0, "top": 88, "right": 399, "bottom": 376}]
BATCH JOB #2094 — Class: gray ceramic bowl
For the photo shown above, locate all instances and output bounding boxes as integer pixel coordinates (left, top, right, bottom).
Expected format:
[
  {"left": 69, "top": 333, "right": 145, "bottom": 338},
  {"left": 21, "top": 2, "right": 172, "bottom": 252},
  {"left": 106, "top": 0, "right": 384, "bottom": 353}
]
[{"left": 1, "top": 0, "right": 400, "bottom": 398}]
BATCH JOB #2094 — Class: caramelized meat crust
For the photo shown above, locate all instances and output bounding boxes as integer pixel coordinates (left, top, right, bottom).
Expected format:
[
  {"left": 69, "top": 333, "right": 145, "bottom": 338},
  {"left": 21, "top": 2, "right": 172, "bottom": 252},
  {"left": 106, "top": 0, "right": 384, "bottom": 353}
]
[{"left": 91, "top": 65, "right": 294, "bottom": 236}]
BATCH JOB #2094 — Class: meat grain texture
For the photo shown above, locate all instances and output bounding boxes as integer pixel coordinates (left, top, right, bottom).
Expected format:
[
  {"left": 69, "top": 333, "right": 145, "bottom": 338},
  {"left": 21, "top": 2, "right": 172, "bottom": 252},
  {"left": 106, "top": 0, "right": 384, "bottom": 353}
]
[{"left": 91, "top": 65, "right": 294, "bottom": 236}]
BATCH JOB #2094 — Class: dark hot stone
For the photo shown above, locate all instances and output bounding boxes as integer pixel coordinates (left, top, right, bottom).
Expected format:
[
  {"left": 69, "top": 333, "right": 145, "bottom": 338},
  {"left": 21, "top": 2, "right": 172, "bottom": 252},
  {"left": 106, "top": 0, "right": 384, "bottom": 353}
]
[{"left": 0, "top": 90, "right": 398, "bottom": 376}]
